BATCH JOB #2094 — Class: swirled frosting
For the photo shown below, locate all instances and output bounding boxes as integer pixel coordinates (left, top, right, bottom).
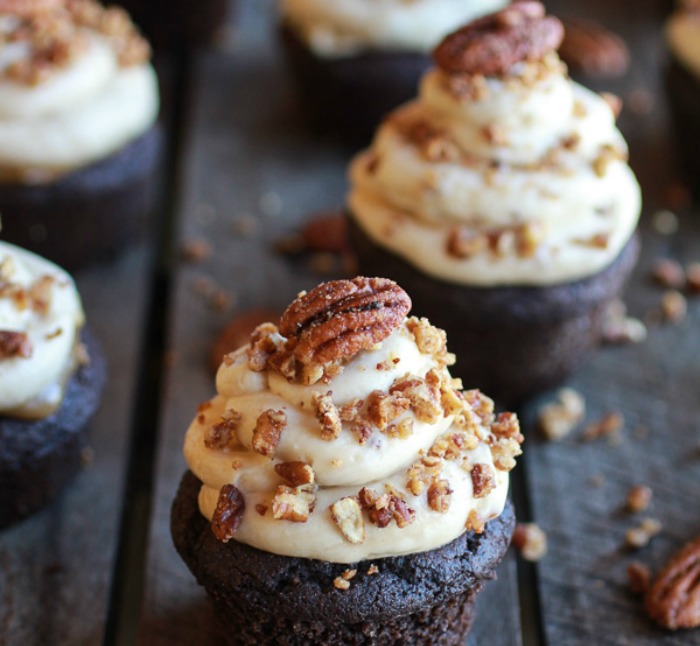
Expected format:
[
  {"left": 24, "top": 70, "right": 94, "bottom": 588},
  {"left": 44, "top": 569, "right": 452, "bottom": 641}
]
[
  {"left": 280, "top": 0, "right": 509, "bottom": 57},
  {"left": 0, "top": 2, "right": 158, "bottom": 182},
  {"left": 0, "top": 241, "right": 84, "bottom": 417},
  {"left": 666, "top": 5, "right": 700, "bottom": 78},
  {"left": 184, "top": 311, "right": 521, "bottom": 563},
  {"left": 348, "top": 45, "right": 641, "bottom": 286}
]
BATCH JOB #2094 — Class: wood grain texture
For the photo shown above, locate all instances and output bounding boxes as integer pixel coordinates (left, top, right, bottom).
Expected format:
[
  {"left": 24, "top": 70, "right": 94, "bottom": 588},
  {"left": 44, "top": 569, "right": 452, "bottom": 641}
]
[
  {"left": 0, "top": 246, "right": 152, "bottom": 646},
  {"left": 138, "top": 0, "right": 522, "bottom": 643}
]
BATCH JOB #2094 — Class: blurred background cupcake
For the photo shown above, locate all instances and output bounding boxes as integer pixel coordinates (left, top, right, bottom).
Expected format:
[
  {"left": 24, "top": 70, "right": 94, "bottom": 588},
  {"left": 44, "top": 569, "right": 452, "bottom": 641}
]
[
  {"left": 0, "top": 241, "right": 106, "bottom": 528},
  {"left": 665, "top": 0, "right": 700, "bottom": 199},
  {"left": 347, "top": 2, "right": 642, "bottom": 403},
  {"left": 0, "top": 0, "right": 161, "bottom": 269},
  {"left": 279, "top": 0, "right": 510, "bottom": 143}
]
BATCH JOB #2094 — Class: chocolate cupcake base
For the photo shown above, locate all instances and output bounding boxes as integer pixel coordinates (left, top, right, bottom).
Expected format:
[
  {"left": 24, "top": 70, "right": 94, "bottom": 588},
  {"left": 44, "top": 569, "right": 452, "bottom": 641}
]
[
  {"left": 665, "top": 56, "right": 700, "bottom": 200},
  {"left": 0, "top": 125, "right": 162, "bottom": 270},
  {"left": 172, "top": 470, "right": 515, "bottom": 645},
  {"left": 0, "top": 330, "right": 107, "bottom": 529},
  {"left": 350, "top": 218, "right": 640, "bottom": 405},
  {"left": 280, "top": 24, "right": 432, "bottom": 145}
]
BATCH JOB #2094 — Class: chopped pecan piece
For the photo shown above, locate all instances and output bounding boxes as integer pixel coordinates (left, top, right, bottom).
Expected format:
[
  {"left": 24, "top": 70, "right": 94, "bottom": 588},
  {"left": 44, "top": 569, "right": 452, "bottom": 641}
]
[
  {"left": 358, "top": 487, "right": 415, "bottom": 529},
  {"left": 384, "top": 417, "right": 413, "bottom": 439},
  {"left": 463, "top": 389, "right": 495, "bottom": 425},
  {"left": 338, "top": 398, "right": 363, "bottom": 422},
  {"left": 274, "top": 461, "right": 315, "bottom": 487},
  {"left": 626, "top": 518, "right": 662, "bottom": 549},
  {"left": 582, "top": 411, "right": 624, "bottom": 442},
  {"left": 465, "top": 510, "right": 485, "bottom": 534},
  {"left": 390, "top": 371, "right": 442, "bottom": 423},
  {"left": 0, "top": 330, "right": 32, "bottom": 359},
  {"left": 538, "top": 388, "right": 585, "bottom": 441},
  {"left": 491, "top": 411, "right": 524, "bottom": 443},
  {"left": 660, "top": 290, "right": 687, "bottom": 323},
  {"left": 470, "top": 463, "right": 496, "bottom": 498},
  {"left": 626, "top": 485, "right": 653, "bottom": 513},
  {"left": 211, "top": 484, "right": 245, "bottom": 542},
  {"left": 333, "top": 576, "right": 350, "bottom": 591},
  {"left": 446, "top": 226, "right": 488, "bottom": 259},
  {"left": 490, "top": 437, "right": 523, "bottom": 471},
  {"left": 427, "top": 479, "right": 453, "bottom": 513},
  {"left": 406, "top": 456, "right": 442, "bottom": 495},
  {"left": 278, "top": 277, "right": 411, "bottom": 366},
  {"left": 433, "top": 2, "right": 564, "bottom": 76},
  {"left": 645, "top": 535, "right": 700, "bottom": 630},
  {"left": 628, "top": 561, "right": 651, "bottom": 595},
  {"left": 271, "top": 485, "right": 315, "bottom": 522},
  {"left": 251, "top": 410, "right": 287, "bottom": 457},
  {"left": 204, "top": 409, "right": 241, "bottom": 450},
  {"left": 312, "top": 391, "right": 342, "bottom": 440},
  {"left": 351, "top": 420, "right": 373, "bottom": 445},
  {"left": 365, "top": 390, "right": 410, "bottom": 430},
  {"left": 513, "top": 523, "right": 548, "bottom": 561},
  {"left": 247, "top": 322, "right": 281, "bottom": 372},
  {"left": 330, "top": 497, "right": 365, "bottom": 544}
]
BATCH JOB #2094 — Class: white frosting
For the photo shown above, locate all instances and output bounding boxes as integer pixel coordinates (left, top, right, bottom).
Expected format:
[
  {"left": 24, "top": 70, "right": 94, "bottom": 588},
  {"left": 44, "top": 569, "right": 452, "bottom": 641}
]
[
  {"left": 348, "top": 62, "right": 642, "bottom": 286},
  {"left": 280, "top": 0, "right": 509, "bottom": 57},
  {"left": 666, "top": 11, "right": 700, "bottom": 78},
  {"left": 0, "top": 241, "right": 84, "bottom": 412},
  {"left": 0, "top": 28, "right": 158, "bottom": 180},
  {"left": 184, "top": 321, "right": 511, "bottom": 563}
]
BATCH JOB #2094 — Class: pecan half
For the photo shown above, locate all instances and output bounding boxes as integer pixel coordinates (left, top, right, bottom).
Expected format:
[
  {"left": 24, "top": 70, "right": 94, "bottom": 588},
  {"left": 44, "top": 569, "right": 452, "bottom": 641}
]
[
  {"left": 211, "top": 484, "right": 245, "bottom": 542},
  {"left": 433, "top": 2, "right": 564, "bottom": 76},
  {"left": 0, "top": 331, "right": 32, "bottom": 359},
  {"left": 278, "top": 277, "right": 411, "bottom": 366},
  {"left": 645, "top": 536, "right": 700, "bottom": 630}
]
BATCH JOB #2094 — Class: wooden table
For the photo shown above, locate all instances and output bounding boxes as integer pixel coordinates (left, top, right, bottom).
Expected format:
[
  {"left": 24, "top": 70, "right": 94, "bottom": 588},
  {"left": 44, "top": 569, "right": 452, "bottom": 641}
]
[{"left": 1, "top": 0, "right": 699, "bottom": 644}]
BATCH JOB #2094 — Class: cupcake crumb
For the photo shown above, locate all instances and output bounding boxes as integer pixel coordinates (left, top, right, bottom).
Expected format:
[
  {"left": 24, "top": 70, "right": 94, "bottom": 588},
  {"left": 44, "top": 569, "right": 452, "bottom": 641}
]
[
  {"left": 651, "top": 210, "right": 679, "bottom": 236},
  {"left": 625, "top": 518, "right": 662, "bottom": 550},
  {"left": 626, "top": 485, "right": 653, "bottom": 513},
  {"left": 538, "top": 388, "right": 585, "bottom": 441},
  {"left": 627, "top": 561, "right": 651, "bottom": 595},
  {"left": 512, "top": 523, "right": 548, "bottom": 562}
]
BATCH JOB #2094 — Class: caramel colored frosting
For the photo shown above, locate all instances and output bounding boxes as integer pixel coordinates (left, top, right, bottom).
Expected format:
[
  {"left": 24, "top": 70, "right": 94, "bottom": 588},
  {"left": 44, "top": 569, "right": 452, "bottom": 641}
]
[
  {"left": 184, "top": 278, "right": 522, "bottom": 563},
  {"left": 348, "top": 3, "right": 641, "bottom": 287}
]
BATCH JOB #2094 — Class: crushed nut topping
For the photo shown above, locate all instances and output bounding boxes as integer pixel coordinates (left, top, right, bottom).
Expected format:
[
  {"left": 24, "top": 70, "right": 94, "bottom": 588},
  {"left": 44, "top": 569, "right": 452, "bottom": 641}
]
[
  {"left": 390, "top": 370, "right": 442, "bottom": 424},
  {"left": 367, "top": 564, "right": 379, "bottom": 575},
  {"left": 626, "top": 518, "right": 662, "bottom": 549},
  {"left": 333, "top": 576, "right": 350, "bottom": 591},
  {"left": 538, "top": 388, "right": 585, "bottom": 441},
  {"left": 427, "top": 478, "right": 453, "bottom": 513},
  {"left": 365, "top": 389, "right": 410, "bottom": 431},
  {"left": 465, "top": 510, "right": 485, "bottom": 534},
  {"left": 405, "top": 317, "right": 455, "bottom": 368},
  {"left": 274, "top": 461, "right": 315, "bottom": 487},
  {"left": 330, "top": 497, "right": 365, "bottom": 544},
  {"left": 251, "top": 409, "right": 287, "bottom": 457},
  {"left": 312, "top": 391, "right": 342, "bottom": 441},
  {"left": 513, "top": 523, "right": 548, "bottom": 561},
  {"left": 0, "top": 330, "right": 33, "bottom": 359},
  {"left": 470, "top": 463, "right": 496, "bottom": 498},
  {"left": 211, "top": 484, "right": 245, "bottom": 542},
  {"left": 626, "top": 485, "right": 653, "bottom": 513},
  {"left": 358, "top": 487, "right": 415, "bottom": 529},
  {"left": 660, "top": 290, "right": 687, "bottom": 323},
  {"left": 271, "top": 485, "right": 315, "bottom": 523},
  {"left": 203, "top": 409, "right": 241, "bottom": 450}
]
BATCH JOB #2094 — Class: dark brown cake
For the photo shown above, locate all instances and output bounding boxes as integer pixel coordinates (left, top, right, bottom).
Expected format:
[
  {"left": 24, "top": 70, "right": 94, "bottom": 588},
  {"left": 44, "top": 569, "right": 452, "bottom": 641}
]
[
  {"left": 0, "top": 330, "right": 107, "bottom": 529},
  {"left": 172, "top": 470, "right": 515, "bottom": 646},
  {"left": 350, "top": 220, "right": 640, "bottom": 405},
  {"left": 279, "top": 24, "right": 432, "bottom": 145},
  {"left": 0, "top": 125, "right": 162, "bottom": 270}
]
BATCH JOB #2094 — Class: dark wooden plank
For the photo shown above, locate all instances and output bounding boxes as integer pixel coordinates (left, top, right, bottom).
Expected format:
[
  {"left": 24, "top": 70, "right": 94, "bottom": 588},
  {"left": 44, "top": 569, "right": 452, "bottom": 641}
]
[
  {"left": 525, "top": 0, "right": 700, "bottom": 643},
  {"left": 138, "top": 0, "right": 522, "bottom": 642},
  {"left": 0, "top": 245, "right": 153, "bottom": 646}
]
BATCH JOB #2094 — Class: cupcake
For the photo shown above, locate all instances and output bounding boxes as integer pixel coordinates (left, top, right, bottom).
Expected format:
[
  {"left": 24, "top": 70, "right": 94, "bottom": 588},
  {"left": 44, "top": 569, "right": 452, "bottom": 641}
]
[
  {"left": 118, "top": 0, "right": 230, "bottom": 48},
  {"left": 0, "top": 241, "right": 106, "bottom": 528},
  {"left": 279, "top": 0, "right": 510, "bottom": 142},
  {"left": 0, "top": 0, "right": 161, "bottom": 269},
  {"left": 172, "top": 277, "right": 522, "bottom": 644},
  {"left": 665, "top": 1, "right": 700, "bottom": 199},
  {"left": 347, "top": 2, "right": 642, "bottom": 403}
]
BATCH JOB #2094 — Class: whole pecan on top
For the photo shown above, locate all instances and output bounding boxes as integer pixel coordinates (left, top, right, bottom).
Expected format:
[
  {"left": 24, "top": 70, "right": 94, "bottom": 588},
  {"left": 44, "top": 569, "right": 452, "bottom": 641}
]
[
  {"left": 645, "top": 535, "right": 700, "bottom": 630},
  {"left": 433, "top": 1, "right": 564, "bottom": 76},
  {"left": 279, "top": 277, "right": 411, "bottom": 366}
]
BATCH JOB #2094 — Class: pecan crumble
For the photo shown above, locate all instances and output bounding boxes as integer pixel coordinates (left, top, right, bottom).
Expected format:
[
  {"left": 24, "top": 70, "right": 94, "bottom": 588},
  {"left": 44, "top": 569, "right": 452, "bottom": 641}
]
[
  {"left": 211, "top": 484, "right": 245, "bottom": 542},
  {"left": 251, "top": 410, "right": 287, "bottom": 457}
]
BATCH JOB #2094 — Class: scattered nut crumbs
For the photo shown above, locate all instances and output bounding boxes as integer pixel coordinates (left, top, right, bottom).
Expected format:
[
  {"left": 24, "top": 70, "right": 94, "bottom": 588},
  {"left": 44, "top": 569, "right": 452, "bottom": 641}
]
[
  {"left": 582, "top": 411, "right": 624, "bottom": 443},
  {"left": 512, "top": 523, "right": 548, "bottom": 562},
  {"left": 330, "top": 497, "right": 365, "bottom": 544},
  {"left": 660, "top": 290, "right": 687, "bottom": 323},
  {"left": 333, "top": 576, "right": 350, "bottom": 591},
  {"left": 180, "top": 238, "right": 211, "bottom": 263},
  {"left": 538, "top": 388, "right": 585, "bottom": 440},
  {"left": 627, "top": 561, "right": 651, "bottom": 595},
  {"left": 625, "top": 518, "right": 662, "bottom": 549},
  {"left": 626, "top": 485, "right": 653, "bottom": 513},
  {"left": 601, "top": 299, "right": 647, "bottom": 345},
  {"left": 367, "top": 564, "right": 379, "bottom": 575},
  {"left": 651, "top": 258, "right": 685, "bottom": 289},
  {"left": 341, "top": 569, "right": 357, "bottom": 581},
  {"left": 651, "top": 210, "right": 679, "bottom": 236}
]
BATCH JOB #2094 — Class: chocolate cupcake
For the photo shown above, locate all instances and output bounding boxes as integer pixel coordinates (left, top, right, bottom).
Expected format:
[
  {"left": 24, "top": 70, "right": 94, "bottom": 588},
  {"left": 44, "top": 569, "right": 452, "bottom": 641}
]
[
  {"left": 0, "top": 241, "right": 106, "bottom": 528},
  {"left": 0, "top": 0, "right": 161, "bottom": 269},
  {"left": 118, "top": 0, "right": 231, "bottom": 48},
  {"left": 347, "top": 2, "right": 642, "bottom": 403},
  {"left": 172, "top": 277, "right": 523, "bottom": 644},
  {"left": 279, "top": 0, "right": 510, "bottom": 142},
  {"left": 665, "top": 1, "right": 700, "bottom": 199}
]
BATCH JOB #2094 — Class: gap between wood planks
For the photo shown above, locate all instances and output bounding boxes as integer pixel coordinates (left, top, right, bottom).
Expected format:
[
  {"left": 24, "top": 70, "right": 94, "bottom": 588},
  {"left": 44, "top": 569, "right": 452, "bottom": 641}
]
[{"left": 103, "top": 51, "right": 193, "bottom": 646}]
